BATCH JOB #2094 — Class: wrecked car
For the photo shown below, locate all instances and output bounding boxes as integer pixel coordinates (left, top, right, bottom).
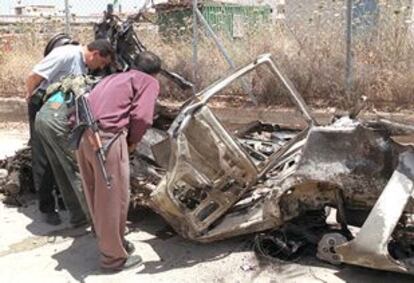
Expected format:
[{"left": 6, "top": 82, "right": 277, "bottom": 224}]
[{"left": 128, "top": 53, "right": 414, "bottom": 275}]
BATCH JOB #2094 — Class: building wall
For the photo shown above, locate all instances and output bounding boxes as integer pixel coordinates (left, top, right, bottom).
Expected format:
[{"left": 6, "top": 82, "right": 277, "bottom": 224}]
[{"left": 14, "top": 5, "right": 57, "bottom": 17}]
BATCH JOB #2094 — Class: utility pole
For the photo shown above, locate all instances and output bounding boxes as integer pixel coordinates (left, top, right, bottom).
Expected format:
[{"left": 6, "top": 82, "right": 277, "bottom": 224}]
[
  {"left": 64, "top": 0, "right": 71, "bottom": 34},
  {"left": 345, "top": 0, "right": 353, "bottom": 97},
  {"left": 410, "top": 0, "right": 414, "bottom": 37}
]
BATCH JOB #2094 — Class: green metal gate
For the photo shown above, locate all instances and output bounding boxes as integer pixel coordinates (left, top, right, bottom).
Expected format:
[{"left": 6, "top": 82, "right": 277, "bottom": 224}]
[{"left": 156, "top": 2, "right": 271, "bottom": 38}]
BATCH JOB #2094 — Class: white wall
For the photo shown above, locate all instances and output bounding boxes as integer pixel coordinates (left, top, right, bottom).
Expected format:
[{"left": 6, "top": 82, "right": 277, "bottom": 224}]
[{"left": 15, "top": 5, "right": 57, "bottom": 16}]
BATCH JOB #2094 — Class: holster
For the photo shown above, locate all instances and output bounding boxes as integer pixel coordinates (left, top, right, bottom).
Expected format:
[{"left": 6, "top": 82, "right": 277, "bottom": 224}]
[{"left": 30, "top": 89, "right": 46, "bottom": 107}]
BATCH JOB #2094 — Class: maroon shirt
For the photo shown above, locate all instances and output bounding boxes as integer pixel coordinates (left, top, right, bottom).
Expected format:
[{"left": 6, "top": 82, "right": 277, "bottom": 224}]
[{"left": 88, "top": 69, "right": 160, "bottom": 144}]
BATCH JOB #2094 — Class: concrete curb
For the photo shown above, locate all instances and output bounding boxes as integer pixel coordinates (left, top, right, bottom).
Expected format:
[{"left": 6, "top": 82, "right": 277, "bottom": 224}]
[
  {"left": 0, "top": 97, "right": 413, "bottom": 127},
  {"left": 0, "top": 98, "right": 27, "bottom": 122}
]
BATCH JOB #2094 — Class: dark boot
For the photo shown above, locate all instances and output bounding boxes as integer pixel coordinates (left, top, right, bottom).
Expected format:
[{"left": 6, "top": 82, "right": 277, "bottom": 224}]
[{"left": 42, "top": 211, "right": 62, "bottom": 226}]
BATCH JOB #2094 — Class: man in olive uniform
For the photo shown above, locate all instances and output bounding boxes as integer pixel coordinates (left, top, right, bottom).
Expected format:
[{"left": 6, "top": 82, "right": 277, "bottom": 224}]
[{"left": 26, "top": 39, "right": 114, "bottom": 225}]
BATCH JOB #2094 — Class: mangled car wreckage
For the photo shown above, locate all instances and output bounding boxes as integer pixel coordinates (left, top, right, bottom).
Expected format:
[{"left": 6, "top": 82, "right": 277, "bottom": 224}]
[
  {"left": 2, "top": 9, "right": 414, "bottom": 276},
  {"left": 134, "top": 53, "right": 414, "bottom": 275}
]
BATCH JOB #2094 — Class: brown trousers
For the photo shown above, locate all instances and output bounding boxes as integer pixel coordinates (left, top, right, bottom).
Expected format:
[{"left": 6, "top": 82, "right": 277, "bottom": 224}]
[{"left": 76, "top": 129, "right": 129, "bottom": 269}]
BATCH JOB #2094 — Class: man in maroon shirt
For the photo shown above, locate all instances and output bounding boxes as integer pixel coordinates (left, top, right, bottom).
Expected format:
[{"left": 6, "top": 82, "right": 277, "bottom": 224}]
[{"left": 76, "top": 51, "right": 161, "bottom": 272}]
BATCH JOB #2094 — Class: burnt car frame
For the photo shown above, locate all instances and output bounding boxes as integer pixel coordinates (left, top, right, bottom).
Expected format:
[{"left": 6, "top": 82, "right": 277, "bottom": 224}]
[{"left": 129, "top": 53, "right": 414, "bottom": 275}]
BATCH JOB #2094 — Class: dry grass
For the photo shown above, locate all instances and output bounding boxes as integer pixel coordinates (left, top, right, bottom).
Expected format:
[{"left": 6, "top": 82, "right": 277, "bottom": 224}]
[
  {"left": 135, "top": 11, "right": 414, "bottom": 111},
  {"left": 0, "top": 19, "right": 74, "bottom": 97},
  {"left": 1, "top": 8, "right": 414, "bottom": 111},
  {"left": 0, "top": 38, "right": 42, "bottom": 97}
]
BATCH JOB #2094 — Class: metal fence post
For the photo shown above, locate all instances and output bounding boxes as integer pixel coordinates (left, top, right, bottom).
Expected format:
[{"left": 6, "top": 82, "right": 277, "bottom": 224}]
[
  {"left": 192, "top": 0, "right": 198, "bottom": 93},
  {"left": 196, "top": 9, "right": 256, "bottom": 105},
  {"left": 64, "top": 0, "right": 71, "bottom": 35},
  {"left": 345, "top": 0, "right": 353, "bottom": 97}
]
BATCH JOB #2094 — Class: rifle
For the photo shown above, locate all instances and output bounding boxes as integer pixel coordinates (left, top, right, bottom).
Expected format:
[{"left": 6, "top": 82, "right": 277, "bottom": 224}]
[{"left": 75, "top": 94, "right": 112, "bottom": 190}]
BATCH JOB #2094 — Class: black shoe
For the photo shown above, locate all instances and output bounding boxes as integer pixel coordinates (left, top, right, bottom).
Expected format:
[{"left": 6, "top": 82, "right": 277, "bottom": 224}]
[
  {"left": 42, "top": 211, "right": 62, "bottom": 226},
  {"left": 69, "top": 213, "right": 88, "bottom": 228},
  {"left": 101, "top": 255, "right": 143, "bottom": 273},
  {"left": 69, "top": 219, "right": 89, "bottom": 229},
  {"left": 123, "top": 240, "right": 135, "bottom": 255}
]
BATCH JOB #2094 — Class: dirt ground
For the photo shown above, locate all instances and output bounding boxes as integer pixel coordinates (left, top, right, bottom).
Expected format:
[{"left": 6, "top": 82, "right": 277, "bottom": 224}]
[{"left": 1, "top": 101, "right": 414, "bottom": 282}]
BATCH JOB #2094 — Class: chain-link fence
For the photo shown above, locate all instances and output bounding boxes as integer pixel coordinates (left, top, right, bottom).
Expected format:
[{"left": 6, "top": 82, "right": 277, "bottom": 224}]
[
  {"left": 0, "top": 0, "right": 413, "bottom": 109},
  {"left": 282, "top": 0, "right": 414, "bottom": 108}
]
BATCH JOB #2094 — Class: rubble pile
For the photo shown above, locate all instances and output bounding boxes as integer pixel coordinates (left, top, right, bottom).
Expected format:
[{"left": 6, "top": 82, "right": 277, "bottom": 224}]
[
  {"left": 0, "top": 147, "right": 34, "bottom": 195},
  {"left": 0, "top": 147, "right": 34, "bottom": 205}
]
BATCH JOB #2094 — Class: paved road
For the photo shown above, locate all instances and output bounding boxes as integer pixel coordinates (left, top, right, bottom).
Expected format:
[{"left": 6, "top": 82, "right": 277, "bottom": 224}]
[{"left": 1, "top": 197, "right": 414, "bottom": 283}]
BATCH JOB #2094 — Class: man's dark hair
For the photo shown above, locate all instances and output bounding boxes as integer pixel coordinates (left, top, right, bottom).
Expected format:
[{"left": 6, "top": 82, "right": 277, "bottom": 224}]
[
  {"left": 132, "top": 51, "right": 162, "bottom": 75},
  {"left": 87, "top": 39, "right": 115, "bottom": 59}
]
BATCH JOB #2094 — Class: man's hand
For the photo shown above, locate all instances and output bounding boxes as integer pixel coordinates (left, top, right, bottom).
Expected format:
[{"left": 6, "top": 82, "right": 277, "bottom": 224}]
[
  {"left": 128, "top": 143, "right": 137, "bottom": 155},
  {"left": 26, "top": 72, "right": 45, "bottom": 101}
]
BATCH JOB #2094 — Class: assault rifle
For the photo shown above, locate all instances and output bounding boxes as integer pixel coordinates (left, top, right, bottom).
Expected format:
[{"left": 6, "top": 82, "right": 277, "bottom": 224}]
[{"left": 74, "top": 94, "right": 112, "bottom": 190}]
